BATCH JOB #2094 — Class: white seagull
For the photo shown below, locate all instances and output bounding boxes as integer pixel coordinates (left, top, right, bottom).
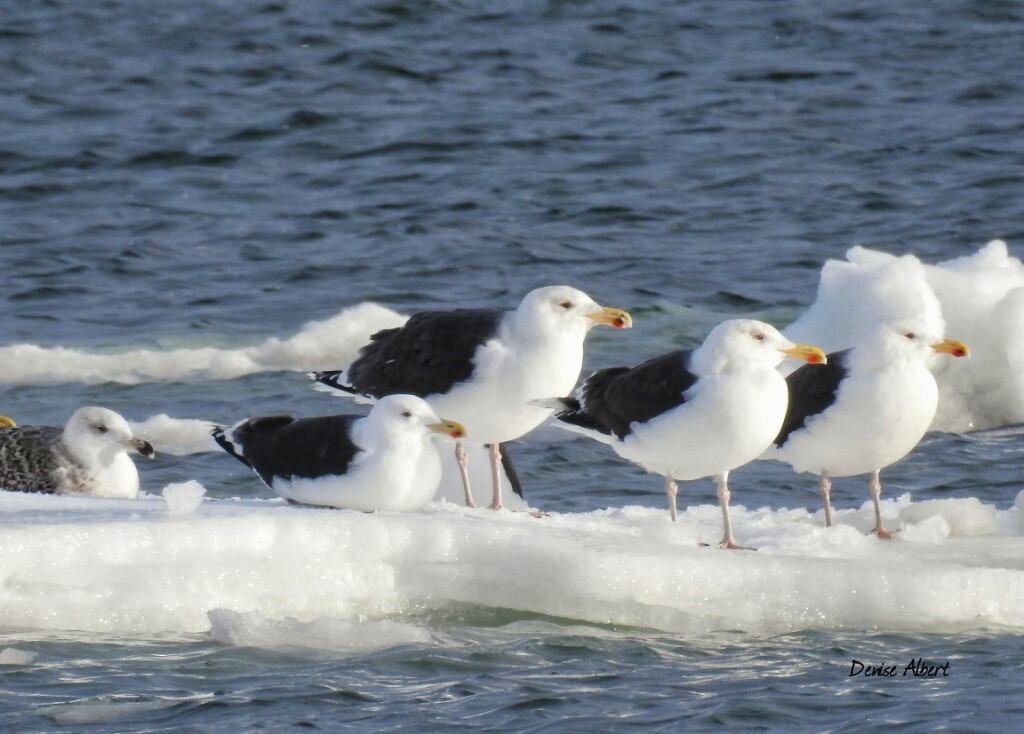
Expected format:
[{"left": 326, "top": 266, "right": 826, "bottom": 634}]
[
  {"left": 547, "top": 319, "right": 825, "bottom": 549},
  {"left": 0, "top": 406, "right": 155, "bottom": 498},
  {"left": 764, "top": 320, "right": 969, "bottom": 537},
  {"left": 212, "top": 394, "right": 466, "bottom": 512},
  {"left": 310, "top": 285, "right": 632, "bottom": 511}
]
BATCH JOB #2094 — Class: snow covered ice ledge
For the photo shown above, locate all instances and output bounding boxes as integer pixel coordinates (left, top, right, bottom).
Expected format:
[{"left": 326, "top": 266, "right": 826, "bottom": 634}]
[{"left": 0, "top": 487, "right": 1023, "bottom": 638}]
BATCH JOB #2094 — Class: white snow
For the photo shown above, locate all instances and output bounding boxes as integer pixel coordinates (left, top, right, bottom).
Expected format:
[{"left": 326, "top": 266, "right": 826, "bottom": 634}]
[
  {"left": 785, "top": 240, "right": 1024, "bottom": 432},
  {"left": 162, "top": 481, "right": 206, "bottom": 516},
  {"left": 0, "top": 488, "right": 1021, "bottom": 640}
]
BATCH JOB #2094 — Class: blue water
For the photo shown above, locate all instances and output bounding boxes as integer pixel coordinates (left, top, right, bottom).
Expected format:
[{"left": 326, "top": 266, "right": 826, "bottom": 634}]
[{"left": 2, "top": 0, "right": 1024, "bottom": 730}]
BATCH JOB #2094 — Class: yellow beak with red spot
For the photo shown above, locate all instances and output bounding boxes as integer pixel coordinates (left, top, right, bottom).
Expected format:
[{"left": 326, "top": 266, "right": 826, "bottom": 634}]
[
  {"left": 428, "top": 419, "right": 467, "bottom": 439},
  {"left": 783, "top": 343, "right": 828, "bottom": 365},
  {"left": 932, "top": 338, "right": 970, "bottom": 358},
  {"left": 586, "top": 306, "right": 633, "bottom": 329}
]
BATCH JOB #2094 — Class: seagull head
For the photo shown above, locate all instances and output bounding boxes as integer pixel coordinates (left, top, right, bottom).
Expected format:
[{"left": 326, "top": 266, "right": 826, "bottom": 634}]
[
  {"left": 372, "top": 394, "right": 467, "bottom": 441},
  {"left": 866, "top": 320, "right": 970, "bottom": 366},
  {"left": 516, "top": 285, "right": 632, "bottom": 337},
  {"left": 695, "top": 319, "right": 826, "bottom": 373},
  {"left": 63, "top": 406, "right": 156, "bottom": 465}
]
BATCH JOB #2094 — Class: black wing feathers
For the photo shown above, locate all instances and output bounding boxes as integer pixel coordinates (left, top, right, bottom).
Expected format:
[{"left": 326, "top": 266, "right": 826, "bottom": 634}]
[
  {"left": 346, "top": 309, "right": 504, "bottom": 398},
  {"left": 562, "top": 350, "right": 699, "bottom": 439},
  {"left": 221, "top": 415, "right": 363, "bottom": 487},
  {"left": 775, "top": 349, "right": 850, "bottom": 447}
]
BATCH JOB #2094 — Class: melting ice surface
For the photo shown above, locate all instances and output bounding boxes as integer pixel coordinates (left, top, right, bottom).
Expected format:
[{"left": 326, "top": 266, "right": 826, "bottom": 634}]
[{"left": 1, "top": 487, "right": 1023, "bottom": 646}]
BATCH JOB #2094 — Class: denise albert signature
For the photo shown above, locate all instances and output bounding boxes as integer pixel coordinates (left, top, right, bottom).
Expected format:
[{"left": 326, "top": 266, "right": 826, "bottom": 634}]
[{"left": 849, "top": 658, "right": 951, "bottom": 678}]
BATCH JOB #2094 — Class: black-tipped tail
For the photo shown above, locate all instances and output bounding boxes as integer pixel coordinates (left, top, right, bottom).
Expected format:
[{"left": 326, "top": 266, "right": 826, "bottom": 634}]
[
  {"left": 308, "top": 370, "right": 358, "bottom": 395},
  {"left": 549, "top": 397, "right": 615, "bottom": 437},
  {"left": 212, "top": 426, "right": 253, "bottom": 469}
]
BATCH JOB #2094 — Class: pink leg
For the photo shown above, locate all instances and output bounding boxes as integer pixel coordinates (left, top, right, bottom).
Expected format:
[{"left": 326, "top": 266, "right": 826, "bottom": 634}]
[
  {"left": 664, "top": 477, "right": 678, "bottom": 522},
  {"left": 717, "top": 472, "right": 754, "bottom": 550},
  {"left": 487, "top": 442, "right": 503, "bottom": 511},
  {"left": 819, "top": 472, "right": 833, "bottom": 527},
  {"left": 455, "top": 442, "right": 475, "bottom": 508},
  {"left": 869, "top": 470, "right": 895, "bottom": 539}
]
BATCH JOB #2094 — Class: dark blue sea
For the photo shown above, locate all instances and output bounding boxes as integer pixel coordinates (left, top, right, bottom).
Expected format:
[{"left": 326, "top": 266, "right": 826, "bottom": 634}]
[{"left": 2, "top": 1, "right": 1024, "bottom": 731}]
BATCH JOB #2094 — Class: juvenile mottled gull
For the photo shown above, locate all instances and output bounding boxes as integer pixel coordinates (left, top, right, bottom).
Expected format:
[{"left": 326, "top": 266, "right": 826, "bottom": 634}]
[
  {"left": 310, "top": 285, "right": 632, "bottom": 511},
  {"left": 547, "top": 319, "right": 826, "bottom": 549},
  {"left": 212, "top": 394, "right": 466, "bottom": 512},
  {"left": 0, "top": 406, "right": 155, "bottom": 498},
  {"left": 764, "top": 320, "right": 969, "bottom": 537}
]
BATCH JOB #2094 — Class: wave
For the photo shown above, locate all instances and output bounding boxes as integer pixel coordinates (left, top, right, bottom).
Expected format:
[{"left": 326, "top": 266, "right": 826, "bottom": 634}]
[{"left": 0, "top": 302, "right": 406, "bottom": 386}]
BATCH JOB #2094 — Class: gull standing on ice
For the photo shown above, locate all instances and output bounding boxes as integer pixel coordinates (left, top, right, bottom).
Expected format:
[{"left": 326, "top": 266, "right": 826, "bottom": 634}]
[
  {"left": 547, "top": 319, "right": 825, "bottom": 549},
  {"left": 764, "top": 321, "right": 969, "bottom": 537},
  {"left": 310, "top": 285, "right": 632, "bottom": 511},
  {"left": 212, "top": 394, "right": 466, "bottom": 512},
  {"left": 0, "top": 406, "right": 155, "bottom": 498}
]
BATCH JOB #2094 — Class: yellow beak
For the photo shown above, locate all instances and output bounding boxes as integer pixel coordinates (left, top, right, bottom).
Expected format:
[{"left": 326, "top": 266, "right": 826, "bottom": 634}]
[
  {"left": 783, "top": 343, "right": 827, "bottom": 365},
  {"left": 0, "top": 415, "right": 14, "bottom": 428},
  {"left": 428, "top": 419, "right": 467, "bottom": 439},
  {"left": 931, "top": 338, "right": 970, "bottom": 358},
  {"left": 586, "top": 306, "right": 633, "bottom": 329}
]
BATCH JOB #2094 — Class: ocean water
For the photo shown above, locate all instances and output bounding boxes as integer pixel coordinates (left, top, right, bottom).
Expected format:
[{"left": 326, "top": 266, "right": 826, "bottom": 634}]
[{"left": 2, "top": 1, "right": 1024, "bottom": 731}]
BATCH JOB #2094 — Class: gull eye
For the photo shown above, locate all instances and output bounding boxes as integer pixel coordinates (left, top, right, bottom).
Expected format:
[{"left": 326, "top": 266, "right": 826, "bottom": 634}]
[
  {"left": 93, "top": 424, "right": 108, "bottom": 434},
  {"left": 559, "top": 300, "right": 573, "bottom": 310},
  {"left": 401, "top": 410, "right": 412, "bottom": 418},
  {"left": 752, "top": 332, "right": 765, "bottom": 341},
  {"left": 904, "top": 332, "right": 916, "bottom": 340}
]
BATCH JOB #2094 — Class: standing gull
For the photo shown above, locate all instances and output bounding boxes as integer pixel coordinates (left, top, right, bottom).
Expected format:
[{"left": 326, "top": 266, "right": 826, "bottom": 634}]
[
  {"left": 212, "top": 394, "right": 466, "bottom": 512},
  {"left": 310, "top": 285, "right": 632, "bottom": 510},
  {"left": 547, "top": 319, "right": 825, "bottom": 549},
  {"left": 764, "top": 320, "right": 969, "bottom": 537},
  {"left": 0, "top": 406, "right": 155, "bottom": 498}
]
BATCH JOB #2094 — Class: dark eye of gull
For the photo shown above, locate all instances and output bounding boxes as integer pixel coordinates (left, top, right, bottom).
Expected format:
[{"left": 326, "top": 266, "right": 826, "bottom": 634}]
[
  {"left": 904, "top": 332, "right": 916, "bottom": 340},
  {"left": 753, "top": 332, "right": 765, "bottom": 341},
  {"left": 93, "top": 424, "right": 108, "bottom": 434},
  {"left": 559, "top": 300, "right": 572, "bottom": 310},
  {"left": 402, "top": 411, "right": 412, "bottom": 418}
]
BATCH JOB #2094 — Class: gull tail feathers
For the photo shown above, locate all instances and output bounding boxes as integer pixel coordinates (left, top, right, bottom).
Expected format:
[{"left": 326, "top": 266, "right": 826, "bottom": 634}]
[
  {"left": 532, "top": 397, "right": 619, "bottom": 446},
  {"left": 308, "top": 370, "right": 377, "bottom": 404}
]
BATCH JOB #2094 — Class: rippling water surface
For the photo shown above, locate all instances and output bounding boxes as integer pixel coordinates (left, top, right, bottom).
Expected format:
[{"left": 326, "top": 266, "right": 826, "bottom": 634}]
[{"left": 2, "top": 1, "right": 1024, "bottom": 730}]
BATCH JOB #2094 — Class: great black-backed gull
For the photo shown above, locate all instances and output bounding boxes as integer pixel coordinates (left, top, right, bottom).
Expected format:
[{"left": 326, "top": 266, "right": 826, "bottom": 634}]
[
  {"left": 0, "top": 407, "right": 155, "bottom": 498},
  {"left": 310, "top": 285, "right": 632, "bottom": 511},
  {"left": 547, "top": 319, "right": 825, "bottom": 549},
  {"left": 212, "top": 394, "right": 466, "bottom": 512},
  {"left": 765, "top": 321, "right": 969, "bottom": 537}
]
